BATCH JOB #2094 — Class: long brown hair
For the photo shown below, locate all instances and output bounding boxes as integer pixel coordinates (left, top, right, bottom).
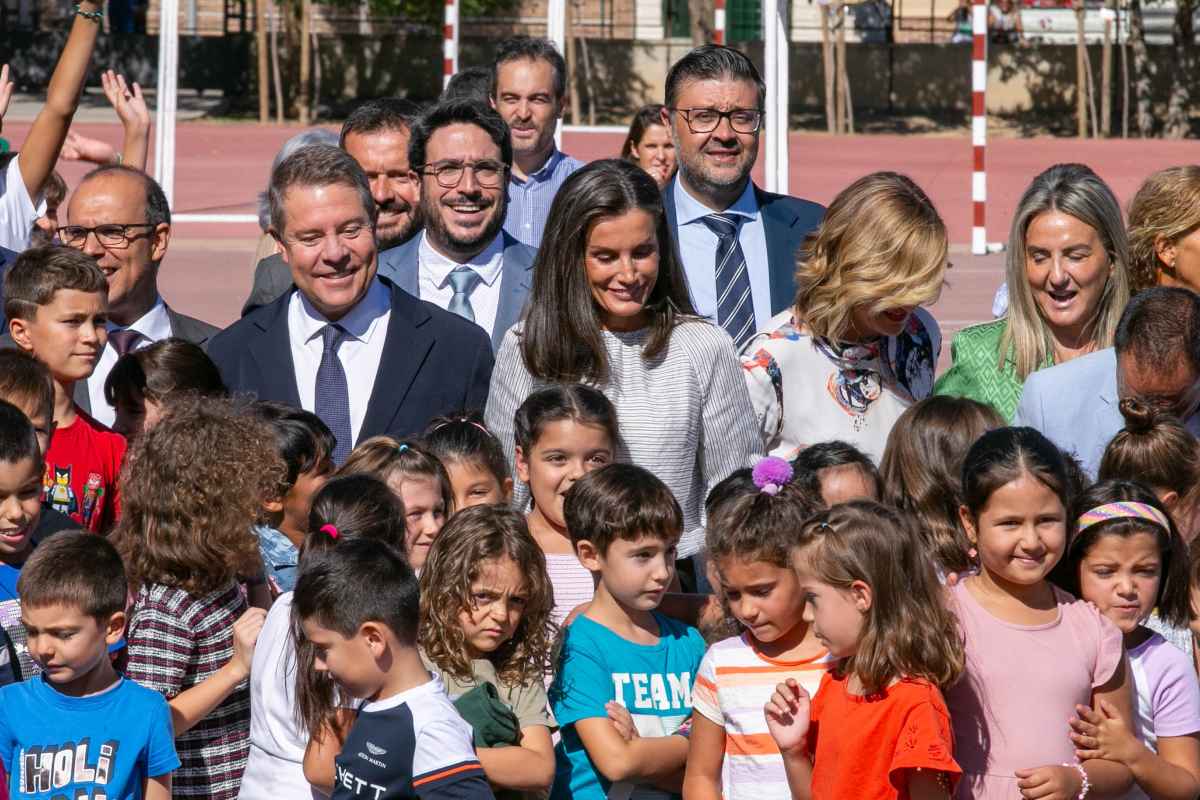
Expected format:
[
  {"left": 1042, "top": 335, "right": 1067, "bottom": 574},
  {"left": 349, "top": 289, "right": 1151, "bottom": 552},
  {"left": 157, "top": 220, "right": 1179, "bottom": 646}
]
[
  {"left": 519, "top": 158, "right": 696, "bottom": 384},
  {"left": 880, "top": 396, "right": 1004, "bottom": 575},
  {"left": 793, "top": 501, "right": 965, "bottom": 693},
  {"left": 113, "top": 396, "right": 282, "bottom": 594},
  {"left": 419, "top": 505, "right": 555, "bottom": 687}
]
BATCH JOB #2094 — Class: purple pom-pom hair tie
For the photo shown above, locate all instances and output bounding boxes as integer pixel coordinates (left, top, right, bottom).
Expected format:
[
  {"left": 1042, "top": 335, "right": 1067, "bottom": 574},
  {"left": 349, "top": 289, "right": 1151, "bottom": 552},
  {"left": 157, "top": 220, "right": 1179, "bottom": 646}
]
[{"left": 752, "top": 456, "right": 794, "bottom": 496}]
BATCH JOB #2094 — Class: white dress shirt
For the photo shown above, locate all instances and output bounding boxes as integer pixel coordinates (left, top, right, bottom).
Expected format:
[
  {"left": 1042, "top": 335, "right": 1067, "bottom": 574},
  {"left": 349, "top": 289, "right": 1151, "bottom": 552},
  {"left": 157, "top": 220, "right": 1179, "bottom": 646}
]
[
  {"left": 417, "top": 231, "right": 504, "bottom": 339},
  {"left": 87, "top": 297, "right": 173, "bottom": 427},
  {"left": 673, "top": 178, "right": 773, "bottom": 332},
  {"left": 287, "top": 278, "right": 391, "bottom": 447}
]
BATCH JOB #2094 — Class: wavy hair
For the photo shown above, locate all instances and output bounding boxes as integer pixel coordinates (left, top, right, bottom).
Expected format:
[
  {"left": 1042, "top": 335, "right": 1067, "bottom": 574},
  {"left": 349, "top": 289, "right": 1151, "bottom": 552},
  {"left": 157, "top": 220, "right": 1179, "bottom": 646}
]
[
  {"left": 520, "top": 159, "right": 696, "bottom": 384},
  {"left": 1000, "top": 163, "right": 1131, "bottom": 379},
  {"left": 793, "top": 500, "right": 965, "bottom": 693},
  {"left": 1127, "top": 165, "right": 1200, "bottom": 293},
  {"left": 794, "top": 172, "right": 947, "bottom": 341},
  {"left": 113, "top": 396, "right": 283, "bottom": 594},
  {"left": 880, "top": 396, "right": 1004, "bottom": 575},
  {"left": 419, "top": 505, "right": 556, "bottom": 687}
]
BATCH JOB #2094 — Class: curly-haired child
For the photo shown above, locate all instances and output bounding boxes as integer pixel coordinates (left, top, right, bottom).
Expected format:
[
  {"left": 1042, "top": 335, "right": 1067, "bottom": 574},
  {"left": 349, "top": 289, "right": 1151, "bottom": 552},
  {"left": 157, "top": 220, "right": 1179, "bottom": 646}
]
[
  {"left": 114, "top": 396, "right": 283, "bottom": 800},
  {"left": 420, "top": 505, "right": 557, "bottom": 797}
]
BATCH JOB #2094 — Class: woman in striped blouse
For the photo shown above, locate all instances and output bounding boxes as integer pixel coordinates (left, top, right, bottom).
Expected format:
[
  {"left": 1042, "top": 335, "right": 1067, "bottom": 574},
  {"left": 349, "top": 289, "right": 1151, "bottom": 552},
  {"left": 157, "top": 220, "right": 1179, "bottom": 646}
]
[{"left": 484, "top": 158, "right": 762, "bottom": 575}]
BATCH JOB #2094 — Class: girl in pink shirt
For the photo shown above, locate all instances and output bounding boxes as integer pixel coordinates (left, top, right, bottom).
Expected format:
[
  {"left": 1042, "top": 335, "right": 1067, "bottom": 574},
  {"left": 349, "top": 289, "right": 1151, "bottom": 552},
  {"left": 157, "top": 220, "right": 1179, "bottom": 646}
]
[{"left": 946, "top": 427, "right": 1134, "bottom": 800}]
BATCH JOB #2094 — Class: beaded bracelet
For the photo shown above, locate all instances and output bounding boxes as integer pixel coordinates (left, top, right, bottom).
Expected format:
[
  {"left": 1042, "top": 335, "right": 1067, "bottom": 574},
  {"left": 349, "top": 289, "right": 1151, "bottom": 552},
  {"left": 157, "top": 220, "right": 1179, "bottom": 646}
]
[
  {"left": 72, "top": 3, "right": 104, "bottom": 21},
  {"left": 1062, "top": 762, "right": 1090, "bottom": 800}
]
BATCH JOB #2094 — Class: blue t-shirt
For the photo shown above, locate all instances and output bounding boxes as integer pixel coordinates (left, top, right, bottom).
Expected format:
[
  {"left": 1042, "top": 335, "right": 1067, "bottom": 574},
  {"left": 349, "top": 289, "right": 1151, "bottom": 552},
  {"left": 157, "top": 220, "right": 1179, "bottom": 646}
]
[
  {"left": 549, "top": 612, "right": 706, "bottom": 800},
  {"left": 0, "top": 675, "right": 180, "bottom": 799}
]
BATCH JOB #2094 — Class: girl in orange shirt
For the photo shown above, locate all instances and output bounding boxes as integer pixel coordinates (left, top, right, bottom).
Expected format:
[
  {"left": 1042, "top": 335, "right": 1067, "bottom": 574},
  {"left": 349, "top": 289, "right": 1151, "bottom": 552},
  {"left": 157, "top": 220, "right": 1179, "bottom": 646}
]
[{"left": 764, "top": 501, "right": 965, "bottom": 800}]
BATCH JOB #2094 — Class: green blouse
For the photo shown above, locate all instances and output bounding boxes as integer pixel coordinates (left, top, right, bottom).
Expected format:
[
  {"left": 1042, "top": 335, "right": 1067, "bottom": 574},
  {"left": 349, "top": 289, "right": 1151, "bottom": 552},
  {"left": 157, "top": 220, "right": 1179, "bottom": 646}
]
[{"left": 934, "top": 319, "right": 1052, "bottom": 421}]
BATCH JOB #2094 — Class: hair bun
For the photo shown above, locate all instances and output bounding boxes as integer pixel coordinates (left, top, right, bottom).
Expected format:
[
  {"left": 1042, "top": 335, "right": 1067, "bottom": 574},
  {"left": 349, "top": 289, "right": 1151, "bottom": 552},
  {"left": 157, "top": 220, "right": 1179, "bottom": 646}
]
[{"left": 1118, "top": 397, "right": 1159, "bottom": 433}]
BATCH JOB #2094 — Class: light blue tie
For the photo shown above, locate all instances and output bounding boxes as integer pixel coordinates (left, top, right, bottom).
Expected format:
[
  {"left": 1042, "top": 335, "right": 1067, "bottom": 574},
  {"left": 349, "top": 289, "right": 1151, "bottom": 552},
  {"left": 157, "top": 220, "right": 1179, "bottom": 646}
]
[{"left": 446, "top": 267, "right": 482, "bottom": 323}]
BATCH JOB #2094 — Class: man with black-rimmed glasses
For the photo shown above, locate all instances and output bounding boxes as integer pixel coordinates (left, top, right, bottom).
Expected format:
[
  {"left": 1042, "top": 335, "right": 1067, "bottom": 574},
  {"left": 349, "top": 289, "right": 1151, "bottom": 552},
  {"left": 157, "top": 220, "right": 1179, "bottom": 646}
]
[
  {"left": 57, "top": 165, "right": 218, "bottom": 424},
  {"left": 662, "top": 45, "right": 825, "bottom": 351}
]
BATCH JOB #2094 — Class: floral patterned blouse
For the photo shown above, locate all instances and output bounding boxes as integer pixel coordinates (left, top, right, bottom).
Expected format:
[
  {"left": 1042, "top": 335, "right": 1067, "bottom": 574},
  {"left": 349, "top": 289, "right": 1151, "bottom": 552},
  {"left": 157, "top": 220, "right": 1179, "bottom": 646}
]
[{"left": 740, "top": 308, "right": 941, "bottom": 463}]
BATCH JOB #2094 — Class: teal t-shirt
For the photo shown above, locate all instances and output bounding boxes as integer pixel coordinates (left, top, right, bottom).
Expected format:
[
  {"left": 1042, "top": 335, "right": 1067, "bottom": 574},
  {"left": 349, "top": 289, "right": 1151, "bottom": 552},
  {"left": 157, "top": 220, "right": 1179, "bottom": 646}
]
[{"left": 549, "top": 611, "right": 706, "bottom": 800}]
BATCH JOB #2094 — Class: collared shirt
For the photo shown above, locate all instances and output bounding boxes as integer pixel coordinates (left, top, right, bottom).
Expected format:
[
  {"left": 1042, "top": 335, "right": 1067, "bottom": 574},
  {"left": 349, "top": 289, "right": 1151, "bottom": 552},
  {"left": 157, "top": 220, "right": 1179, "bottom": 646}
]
[
  {"left": 417, "top": 231, "right": 505, "bottom": 338},
  {"left": 673, "top": 178, "right": 773, "bottom": 333},
  {"left": 503, "top": 147, "right": 584, "bottom": 249},
  {"left": 254, "top": 524, "right": 299, "bottom": 595},
  {"left": 287, "top": 278, "right": 391, "bottom": 446},
  {"left": 87, "top": 296, "right": 173, "bottom": 427}
]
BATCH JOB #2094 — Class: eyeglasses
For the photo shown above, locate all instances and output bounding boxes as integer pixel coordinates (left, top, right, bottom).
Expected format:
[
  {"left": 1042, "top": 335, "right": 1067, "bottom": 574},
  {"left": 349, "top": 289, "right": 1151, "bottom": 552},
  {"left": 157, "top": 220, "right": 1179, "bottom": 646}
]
[
  {"left": 670, "top": 107, "right": 764, "bottom": 134},
  {"left": 58, "top": 223, "right": 156, "bottom": 249},
  {"left": 418, "top": 160, "right": 508, "bottom": 189}
]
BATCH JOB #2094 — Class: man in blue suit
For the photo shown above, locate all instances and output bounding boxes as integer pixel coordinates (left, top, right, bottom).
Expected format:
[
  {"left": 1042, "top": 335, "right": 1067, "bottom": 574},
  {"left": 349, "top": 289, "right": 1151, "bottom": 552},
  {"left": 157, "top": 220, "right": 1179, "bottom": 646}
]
[
  {"left": 1014, "top": 287, "right": 1200, "bottom": 477},
  {"left": 661, "top": 45, "right": 824, "bottom": 351},
  {"left": 210, "top": 145, "right": 493, "bottom": 464},
  {"left": 377, "top": 99, "right": 536, "bottom": 352}
]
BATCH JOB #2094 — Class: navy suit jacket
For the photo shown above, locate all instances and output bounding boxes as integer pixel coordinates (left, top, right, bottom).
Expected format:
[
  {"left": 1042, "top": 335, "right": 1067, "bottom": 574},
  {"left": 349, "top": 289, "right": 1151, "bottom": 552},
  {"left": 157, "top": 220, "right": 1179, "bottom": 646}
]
[
  {"left": 662, "top": 178, "right": 825, "bottom": 317},
  {"left": 209, "top": 277, "right": 494, "bottom": 444},
  {"left": 376, "top": 232, "right": 536, "bottom": 352}
]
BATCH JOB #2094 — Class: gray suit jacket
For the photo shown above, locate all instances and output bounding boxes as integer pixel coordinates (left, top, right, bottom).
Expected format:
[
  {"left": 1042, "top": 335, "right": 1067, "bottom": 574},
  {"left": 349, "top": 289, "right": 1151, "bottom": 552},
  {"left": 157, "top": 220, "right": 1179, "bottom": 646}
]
[
  {"left": 242, "top": 245, "right": 410, "bottom": 318},
  {"left": 376, "top": 232, "right": 536, "bottom": 351}
]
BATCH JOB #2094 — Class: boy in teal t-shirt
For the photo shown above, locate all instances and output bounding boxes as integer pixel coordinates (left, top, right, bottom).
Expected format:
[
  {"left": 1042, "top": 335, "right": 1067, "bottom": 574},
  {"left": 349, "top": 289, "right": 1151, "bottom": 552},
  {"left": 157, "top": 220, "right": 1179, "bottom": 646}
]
[{"left": 549, "top": 465, "right": 707, "bottom": 800}]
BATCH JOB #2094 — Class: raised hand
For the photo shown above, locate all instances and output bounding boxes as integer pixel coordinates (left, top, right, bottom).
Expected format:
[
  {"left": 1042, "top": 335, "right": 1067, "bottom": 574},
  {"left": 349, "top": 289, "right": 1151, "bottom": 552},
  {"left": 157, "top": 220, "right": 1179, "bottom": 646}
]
[
  {"left": 0, "top": 64, "right": 13, "bottom": 133},
  {"left": 101, "top": 69, "right": 149, "bottom": 133},
  {"left": 59, "top": 129, "right": 117, "bottom": 164},
  {"left": 764, "top": 678, "right": 812, "bottom": 755}
]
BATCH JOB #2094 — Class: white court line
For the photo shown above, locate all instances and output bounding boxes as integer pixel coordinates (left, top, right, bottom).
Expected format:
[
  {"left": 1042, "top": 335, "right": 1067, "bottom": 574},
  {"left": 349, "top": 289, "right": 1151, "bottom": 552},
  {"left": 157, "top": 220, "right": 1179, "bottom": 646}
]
[
  {"left": 562, "top": 124, "right": 629, "bottom": 134},
  {"left": 174, "top": 213, "right": 258, "bottom": 223}
]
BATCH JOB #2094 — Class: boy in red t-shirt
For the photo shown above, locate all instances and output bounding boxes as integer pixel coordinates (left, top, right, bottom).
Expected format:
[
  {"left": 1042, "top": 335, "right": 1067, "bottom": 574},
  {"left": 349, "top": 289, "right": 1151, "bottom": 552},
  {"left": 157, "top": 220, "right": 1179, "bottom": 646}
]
[{"left": 4, "top": 247, "right": 126, "bottom": 534}]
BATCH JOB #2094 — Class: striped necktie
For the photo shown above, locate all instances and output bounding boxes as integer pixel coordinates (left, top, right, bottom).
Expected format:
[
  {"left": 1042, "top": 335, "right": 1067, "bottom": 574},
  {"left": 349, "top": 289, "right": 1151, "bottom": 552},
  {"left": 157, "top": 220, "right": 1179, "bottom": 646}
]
[{"left": 701, "top": 213, "right": 756, "bottom": 350}]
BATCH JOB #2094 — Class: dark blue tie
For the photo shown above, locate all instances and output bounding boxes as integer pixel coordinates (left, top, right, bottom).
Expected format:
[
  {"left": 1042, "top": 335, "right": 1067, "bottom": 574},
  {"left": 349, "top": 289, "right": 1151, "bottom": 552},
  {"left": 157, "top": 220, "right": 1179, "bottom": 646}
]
[
  {"left": 315, "top": 324, "right": 352, "bottom": 465},
  {"left": 701, "top": 213, "right": 756, "bottom": 350}
]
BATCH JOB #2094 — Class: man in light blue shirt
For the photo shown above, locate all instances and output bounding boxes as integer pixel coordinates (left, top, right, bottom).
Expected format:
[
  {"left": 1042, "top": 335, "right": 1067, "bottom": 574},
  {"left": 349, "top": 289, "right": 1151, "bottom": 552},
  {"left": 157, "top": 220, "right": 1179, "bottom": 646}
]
[
  {"left": 491, "top": 37, "right": 584, "bottom": 249},
  {"left": 662, "top": 46, "right": 824, "bottom": 349}
]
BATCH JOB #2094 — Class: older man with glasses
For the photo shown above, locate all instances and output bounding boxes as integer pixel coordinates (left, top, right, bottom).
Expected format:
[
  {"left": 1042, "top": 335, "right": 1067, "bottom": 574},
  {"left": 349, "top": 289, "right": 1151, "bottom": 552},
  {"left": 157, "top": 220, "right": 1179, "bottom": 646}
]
[
  {"left": 53, "top": 165, "right": 219, "bottom": 425},
  {"left": 375, "top": 98, "right": 537, "bottom": 351},
  {"left": 662, "top": 45, "right": 825, "bottom": 351}
]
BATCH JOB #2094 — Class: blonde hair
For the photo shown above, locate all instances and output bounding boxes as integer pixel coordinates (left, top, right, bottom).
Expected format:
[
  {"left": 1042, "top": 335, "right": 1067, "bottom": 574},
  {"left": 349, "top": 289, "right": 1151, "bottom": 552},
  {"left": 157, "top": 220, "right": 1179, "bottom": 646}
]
[
  {"left": 794, "top": 172, "right": 947, "bottom": 340},
  {"left": 1128, "top": 166, "right": 1200, "bottom": 293},
  {"left": 1001, "top": 163, "right": 1131, "bottom": 379}
]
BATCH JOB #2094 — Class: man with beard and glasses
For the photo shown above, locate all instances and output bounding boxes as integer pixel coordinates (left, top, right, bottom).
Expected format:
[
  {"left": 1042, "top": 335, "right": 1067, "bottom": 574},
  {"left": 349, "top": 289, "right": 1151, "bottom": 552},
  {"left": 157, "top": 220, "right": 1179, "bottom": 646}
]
[
  {"left": 377, "top": 99, "right": 537, "bottom": 351},
  {"left": 210, "top": 145, "right": 493, "bottom": 465},
  {"left": 490, "top": 37, "right": 584, "bottom": 250},
  {"left": 242, "top": 98, "right": 422, "bottom": 316},
  {"left": 662, "top": 45, "right": 824, "bottom": 352}
]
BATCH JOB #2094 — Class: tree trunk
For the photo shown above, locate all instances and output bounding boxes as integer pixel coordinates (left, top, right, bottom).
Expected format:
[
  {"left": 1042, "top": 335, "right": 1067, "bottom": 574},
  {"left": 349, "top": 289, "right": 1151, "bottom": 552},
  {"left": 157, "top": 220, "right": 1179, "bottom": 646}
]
[
  {"left": 565, "top": 4, "right": 580, "bottom": 124},
  {"left": 580, "top": 32, "right": 596, "bottom": 126},
  {"left": 311, "top": 27, "right": 320, "bottom": 123},
  {"left": 820, "top": 2, "right": 835, "bottom": 133},
  {"left": 688, "top": 0, "right": 712, "bottom": 43},
  {"left": 1085, "top": 41, "right": 1099, "bottom": 138},
  {"left": 1164, "top": 0, "right": 1195, "bottom": 138},
  {"left": 836, "top": 2, "right": 851, "bottom": 133},
  {"left": 269, "top": 0, "right": 283, "bottom": 123},
  {"left": 1128, "top": 0, "right": 1154, "bottom": 136},
  {"left": 256, "top": 0, "right": 269, "bottom": 123},
  {"left": 1075, "top": 1, "right": 1087, "bottom": 137},
  {"left": 1121, "top": 17, "right": 1129, "bottom": 137},
  {"left": 298, "top": 0, "right": 311, "bottom": 125},
  {"left": 1101, "top": 13, "right": 1111, "bottom": 136}
]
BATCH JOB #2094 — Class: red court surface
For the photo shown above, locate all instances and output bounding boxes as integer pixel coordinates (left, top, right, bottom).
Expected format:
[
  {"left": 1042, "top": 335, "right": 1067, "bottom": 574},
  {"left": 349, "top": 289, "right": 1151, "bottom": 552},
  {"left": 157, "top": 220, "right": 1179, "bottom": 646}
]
[{"left": 6, "top": 119, "right": 1191, "bottom": 369}]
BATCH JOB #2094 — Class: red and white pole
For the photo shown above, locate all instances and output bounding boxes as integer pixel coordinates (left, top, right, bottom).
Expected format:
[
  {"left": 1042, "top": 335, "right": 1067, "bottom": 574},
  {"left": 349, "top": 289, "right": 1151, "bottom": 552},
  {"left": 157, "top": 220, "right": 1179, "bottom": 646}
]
[
  {"left": 714, "top": 0, "right": 726, "bottom": 44},
  {"left": 971, "top": 0, "right": 987, "bottom": 255},
  {"left": 443, "top": 0, "right": 458, "bottom": 90}
]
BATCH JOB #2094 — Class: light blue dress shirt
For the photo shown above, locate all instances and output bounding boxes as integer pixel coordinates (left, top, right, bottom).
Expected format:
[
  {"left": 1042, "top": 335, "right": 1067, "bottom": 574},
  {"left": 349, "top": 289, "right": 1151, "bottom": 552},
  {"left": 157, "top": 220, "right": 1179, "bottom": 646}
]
[
  {"left": 673, "top": 178, "right": 773, "bottom": 333},
  {"left": 503, "top": 147, "right": 584, "bottom": 249}
]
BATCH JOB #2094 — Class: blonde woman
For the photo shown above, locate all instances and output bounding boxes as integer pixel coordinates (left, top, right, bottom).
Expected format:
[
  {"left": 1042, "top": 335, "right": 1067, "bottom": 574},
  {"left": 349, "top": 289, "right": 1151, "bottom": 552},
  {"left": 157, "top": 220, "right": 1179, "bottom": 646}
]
[
  {"left": 741, "top": 171, "right": 947, "bottom": 463},
  {"left": 1128, "top": 165, "right": 1200, "bottom": 293},
  {"left": 936, "top": 163, "right": 1130, "bottom": 420}
]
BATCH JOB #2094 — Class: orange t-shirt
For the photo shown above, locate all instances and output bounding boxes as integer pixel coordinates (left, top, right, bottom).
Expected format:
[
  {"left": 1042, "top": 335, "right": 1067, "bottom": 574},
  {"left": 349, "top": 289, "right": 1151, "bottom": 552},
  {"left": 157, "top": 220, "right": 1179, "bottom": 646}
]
[{"left": 808, "top": 670, "right": 960, "bottom": 800}]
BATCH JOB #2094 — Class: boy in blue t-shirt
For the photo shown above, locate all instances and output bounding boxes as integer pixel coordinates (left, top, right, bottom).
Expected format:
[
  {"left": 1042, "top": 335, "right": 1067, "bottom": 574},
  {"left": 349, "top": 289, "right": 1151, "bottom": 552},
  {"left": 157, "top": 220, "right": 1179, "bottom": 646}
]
[
  {"left": 550, "top": 464, "right": 707, "bottom": 800},
  {"left": 0, "top": 531, "right": 179, "bottom": 799}
]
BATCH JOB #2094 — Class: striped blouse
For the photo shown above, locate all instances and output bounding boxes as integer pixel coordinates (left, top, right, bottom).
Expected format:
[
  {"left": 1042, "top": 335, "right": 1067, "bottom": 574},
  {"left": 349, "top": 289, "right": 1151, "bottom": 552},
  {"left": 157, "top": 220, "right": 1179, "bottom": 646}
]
[
  {"left": 692, "top": 634, "right": 832, "bottom": 799},
  {"left": 485, "top": 319, "right": 764, "bottom": 558},
  {"left": 126, "top": 581, "right": 251, "bottom": 800}
]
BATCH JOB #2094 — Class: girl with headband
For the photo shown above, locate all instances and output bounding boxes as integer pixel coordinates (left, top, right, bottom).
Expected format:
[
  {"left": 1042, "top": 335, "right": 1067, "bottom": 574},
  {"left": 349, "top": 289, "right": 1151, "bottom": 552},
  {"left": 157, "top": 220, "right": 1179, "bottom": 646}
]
[{"left": 1058, "top": 480, "right": 1200, "bottom": 800}]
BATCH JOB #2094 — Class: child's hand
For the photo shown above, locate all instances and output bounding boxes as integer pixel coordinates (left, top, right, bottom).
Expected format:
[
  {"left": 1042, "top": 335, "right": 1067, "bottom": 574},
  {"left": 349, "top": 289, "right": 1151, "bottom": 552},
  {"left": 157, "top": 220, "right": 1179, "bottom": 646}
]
[
  {"left": 605, "top": 701, "right": 638, "bottom": 741},
  {"left": 229, "top": 607, "right": 267, "bottom": 680},
  {"left": 1070, "top": 700, "right": 1142, "bottom": 766},
  {"left": 60, "top": 130, "right": 117, "bottom": 164},
  {"left": 764, "top": 679, "right": 811, "bottom": 755},
  {"left": 100, "top": 70, "right": 149, "bottom": 133},
  {"left": 0, "top": 65, "right": 13, "bottom": 132},
  {"left": 1013, "top": 764, "right": 1082, "bottom": 800}
]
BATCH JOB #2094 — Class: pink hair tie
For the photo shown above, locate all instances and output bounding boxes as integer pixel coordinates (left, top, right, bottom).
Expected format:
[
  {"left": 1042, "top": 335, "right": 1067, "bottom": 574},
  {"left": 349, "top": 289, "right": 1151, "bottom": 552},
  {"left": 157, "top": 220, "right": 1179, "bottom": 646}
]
[
  {"left": 752, "top": 457, "right": 794, "bottom": 496},
  {"left": 320, "top": 524, "right": 339, "bottom": 540}
]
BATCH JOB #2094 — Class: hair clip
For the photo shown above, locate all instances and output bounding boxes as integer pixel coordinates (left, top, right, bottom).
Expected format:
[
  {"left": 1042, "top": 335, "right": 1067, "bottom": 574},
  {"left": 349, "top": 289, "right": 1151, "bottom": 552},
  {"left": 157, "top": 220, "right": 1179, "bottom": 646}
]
[
  {"left": 752, "top": 456, "right": 793, "bottom": 496},
  {"left": 395, "top": 443, "right": 409, "bottom": 454},
  {"left": 320, "top": 524, "right": 339, "bottom": 539}
]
